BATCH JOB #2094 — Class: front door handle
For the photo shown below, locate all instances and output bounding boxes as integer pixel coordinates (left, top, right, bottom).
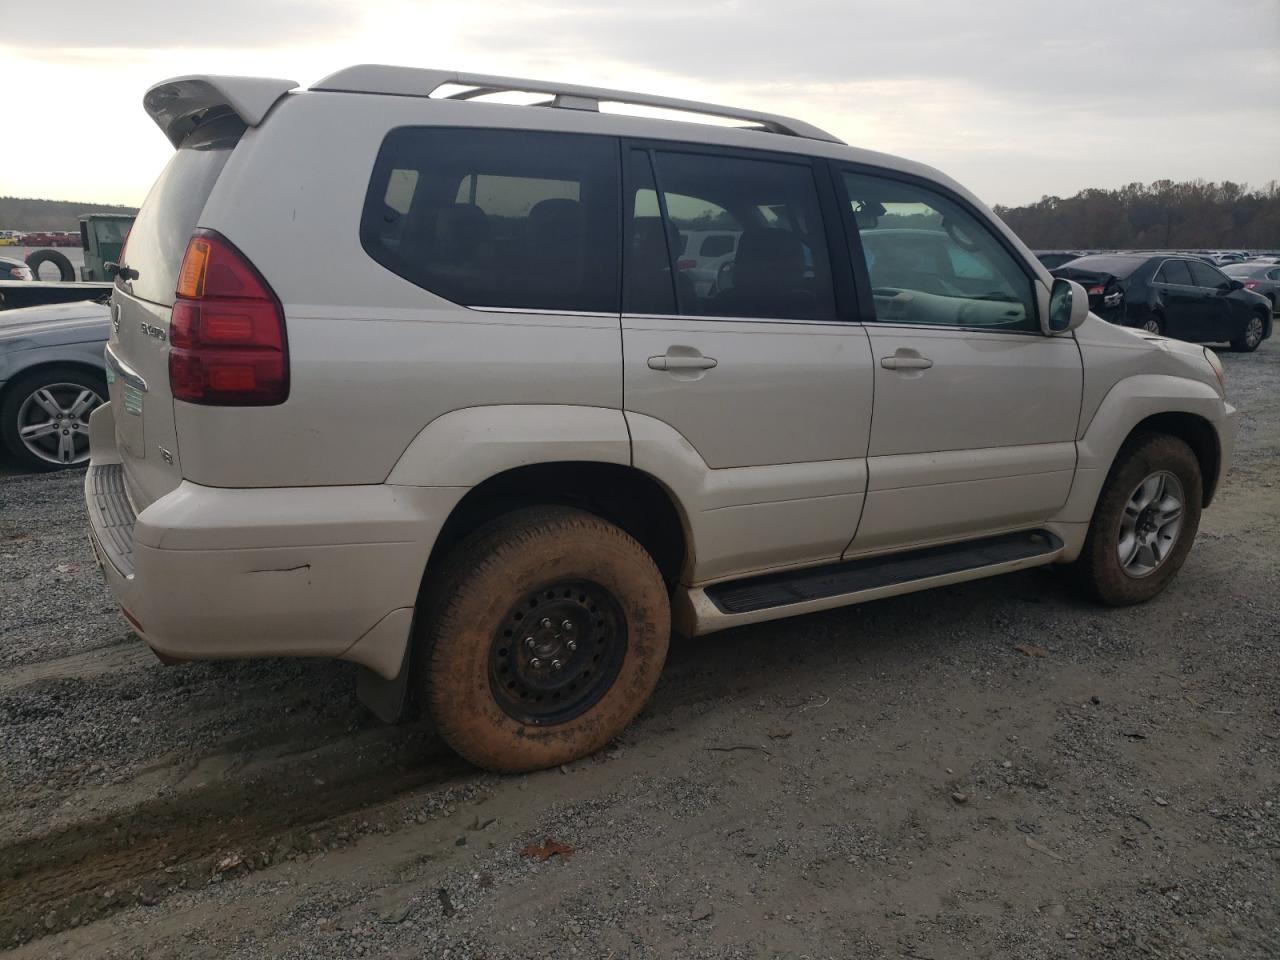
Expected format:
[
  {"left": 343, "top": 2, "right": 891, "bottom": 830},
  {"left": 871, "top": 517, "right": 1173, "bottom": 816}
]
[
  {"left": 648, "top": 355, "right": 718, "bottom": 371},
  {"left": 880, "top": 355, "right": 933, "bottom": 370}
]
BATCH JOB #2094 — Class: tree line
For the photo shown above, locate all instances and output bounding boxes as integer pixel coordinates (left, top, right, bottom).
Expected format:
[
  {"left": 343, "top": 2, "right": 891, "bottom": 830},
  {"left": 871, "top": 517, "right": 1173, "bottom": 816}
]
[
  {"left": 0, "top": 197, "right": 138, "bottom": 233},
  {"left": 993, "top": 180, "right": 1280, "bottom": 251}
]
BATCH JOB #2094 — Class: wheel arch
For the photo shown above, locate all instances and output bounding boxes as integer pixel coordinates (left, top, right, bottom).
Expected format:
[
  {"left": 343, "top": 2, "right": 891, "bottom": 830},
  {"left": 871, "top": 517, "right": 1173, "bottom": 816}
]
[
  {"left": 422, "top": 460, "right": 692, "bottom": 591},
  {"left": 1120, "top": 411, "right": 1221, "bottom": 507},
  {"left": 0, "top": 357, "right": 107, "bottom": 403},
  {"left": 1056, "top": 375, "right": 1230, "bottom": 527}
]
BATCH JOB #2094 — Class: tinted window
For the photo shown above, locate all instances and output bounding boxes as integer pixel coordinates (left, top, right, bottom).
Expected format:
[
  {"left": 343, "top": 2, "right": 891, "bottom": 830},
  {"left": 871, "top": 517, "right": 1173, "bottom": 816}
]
[
  {"left": 122, "top": 116, "right": 242, "bottom": 305},
  {"left": 361, "top": 128, "right": 619, "bottom": 312},
  {"left": 843, "top": 171, "right": 1036, "bottom": 331},
  {"left": 1158, "top": 260, "right": 1194, "bottom": 285},
  {"left": 648, "top": 150, "right": 835, "bottom": 321},
  {"left": 1060, "top": 256, "right": 1145, "bottom": 279},
  {"left": 1188, "top": 260, "right": 1228, "bottom": 289}
]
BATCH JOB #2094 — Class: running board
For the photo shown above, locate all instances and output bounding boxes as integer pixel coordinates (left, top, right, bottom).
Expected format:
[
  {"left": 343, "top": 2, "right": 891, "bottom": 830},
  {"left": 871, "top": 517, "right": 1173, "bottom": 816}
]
[{"left": 704, "top": 530, "right": 1064, "bottom": 615}]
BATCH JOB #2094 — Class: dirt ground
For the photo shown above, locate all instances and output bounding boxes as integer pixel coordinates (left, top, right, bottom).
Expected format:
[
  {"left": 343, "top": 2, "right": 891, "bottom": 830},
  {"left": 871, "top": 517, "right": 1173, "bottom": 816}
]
[{"left": 1, "top": 342, "right": 1276, "bottom": 960}]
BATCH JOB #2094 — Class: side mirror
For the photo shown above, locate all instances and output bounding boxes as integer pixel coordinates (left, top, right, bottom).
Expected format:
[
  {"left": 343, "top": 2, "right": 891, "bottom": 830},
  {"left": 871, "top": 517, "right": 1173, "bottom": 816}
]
[
  {"left": 1045, "top": 277, "right": 1088, "bottom": 335},
  {"left": 1228, "top": 279, "right": 1244, "bottom": 291},
  {"left": 104, "top": 261, "right": 120, "bottom": 279}
]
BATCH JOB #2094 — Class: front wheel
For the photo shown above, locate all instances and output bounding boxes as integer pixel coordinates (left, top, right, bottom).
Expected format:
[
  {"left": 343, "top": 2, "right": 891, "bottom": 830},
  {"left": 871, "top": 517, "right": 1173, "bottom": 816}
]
[
  {"left": 419, "top": 507, "right": 670, "bottom": 773},
  {"left": 1073, "top": 434, "right": 1202, "bottom": 605},
  {"left": 1230, "top": 312, "right": 1267, "bottom": 353},
  {"left": 1139, "top": 315, "right": 1164, "bottom": 335}
]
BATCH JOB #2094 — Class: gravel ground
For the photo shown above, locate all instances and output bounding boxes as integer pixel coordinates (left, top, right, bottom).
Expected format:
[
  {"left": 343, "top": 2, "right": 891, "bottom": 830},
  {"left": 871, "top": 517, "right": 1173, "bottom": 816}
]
[{"left": 1, "top": 342, "right": 1277, "bottom": 959}]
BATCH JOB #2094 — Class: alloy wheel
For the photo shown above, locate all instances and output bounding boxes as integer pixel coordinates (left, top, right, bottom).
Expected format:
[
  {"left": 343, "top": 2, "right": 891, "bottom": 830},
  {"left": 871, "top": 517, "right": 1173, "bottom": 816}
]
[
  {"left": 15, "top": 382, "right": 102, "bottom": 465},
  {"left": 1117, "top": 470, "right": 1184, "bottom": 579},
  {"left": 1244, "top": 315, "right": 1264, "bottom": 349}
]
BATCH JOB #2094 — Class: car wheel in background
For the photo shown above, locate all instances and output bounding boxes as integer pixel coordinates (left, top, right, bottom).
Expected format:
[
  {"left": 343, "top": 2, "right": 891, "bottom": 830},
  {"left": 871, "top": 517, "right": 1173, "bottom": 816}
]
[
  {"left": 25, "top": 248, "right": 76, "bottom": 282},
  {"left": 418, "top": 506, "right": 670, "bottom": 773},
  {"left": 0, "top": 366, "right": 106, "bottom": 470},
  {"left": 1072, "top": 433, "right": 1202, "bottom": 606},
  {"left": 1140, "top": 315, "right": 1163, "bottom": 335},
  {"left": 1230, "top": 312, "right": 1267, "bottom": 353}
]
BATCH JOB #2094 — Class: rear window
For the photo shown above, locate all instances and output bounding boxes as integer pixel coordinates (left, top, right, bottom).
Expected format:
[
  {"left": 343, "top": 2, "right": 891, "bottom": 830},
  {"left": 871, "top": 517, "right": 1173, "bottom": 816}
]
[
  {"left": 360, "top": 127, "right": 620, "bottom": 312},
  {"left": 121, "top": 116, "right": 242, "bottom": 305},
  {"left": 1062, "top": 256, "right": 1145, "bottom": 279}
]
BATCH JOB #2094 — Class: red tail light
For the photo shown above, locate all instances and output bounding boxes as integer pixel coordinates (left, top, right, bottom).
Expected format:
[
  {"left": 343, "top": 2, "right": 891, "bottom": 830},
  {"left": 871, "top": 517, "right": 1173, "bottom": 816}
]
[
  {"left": 1086, "top": 284, "right": 1105, "bottom": 296},
  {"left": 169, "top": 229, "right": 288, "bottom": 405},
  {"left": 1243, "top": 280, "right": 1259, "bottom": 290},
  {"left": 676, "top": 258, "right": 697, "bottom": 271}
]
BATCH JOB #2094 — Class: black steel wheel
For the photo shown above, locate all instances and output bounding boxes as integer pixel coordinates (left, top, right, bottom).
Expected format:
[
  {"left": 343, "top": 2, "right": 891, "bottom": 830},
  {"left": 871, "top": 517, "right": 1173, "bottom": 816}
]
[{"left": 489, "top": 580, "right": 627, "bottom": 725}]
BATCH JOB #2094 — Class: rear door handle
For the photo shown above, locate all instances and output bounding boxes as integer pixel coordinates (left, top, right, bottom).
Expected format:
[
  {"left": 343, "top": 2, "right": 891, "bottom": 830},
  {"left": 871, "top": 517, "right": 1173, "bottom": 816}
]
[
  {"left": 880, "top": 355, "right": 933, "bottom": 370},
  {"left": 648, "top": 355, "right": 718, "bottom": 371}
]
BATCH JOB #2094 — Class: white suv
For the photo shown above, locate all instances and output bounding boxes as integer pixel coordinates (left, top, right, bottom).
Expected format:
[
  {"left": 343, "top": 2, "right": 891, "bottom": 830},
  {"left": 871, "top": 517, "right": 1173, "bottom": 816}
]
[{"left": 86, "top": 67, "right": 1237, "bottom": 773}]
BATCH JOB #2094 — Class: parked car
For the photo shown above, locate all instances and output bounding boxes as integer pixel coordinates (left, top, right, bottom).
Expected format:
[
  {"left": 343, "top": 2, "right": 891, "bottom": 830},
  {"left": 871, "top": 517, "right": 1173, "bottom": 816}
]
[
  {"left": 1223, "top": 262, "right": 1280, "bottom": 314},
  {"left": 0, "top": 231, "right": 20, "bottom": 246},
  {"left": 0, "top": 257, "right": 33, "bottom": 281},
  {"left": 676, "top": 229, "right": 740, "bottom": 296},
  {"left": 0, "top": 300, "right": 109, "bottom": 468},
  {"left": 87, "top": 66, "right": 1238, "bottom": 774},
  {"left": 1052, "top": 253, "right": 1271, "bottom": 351}
]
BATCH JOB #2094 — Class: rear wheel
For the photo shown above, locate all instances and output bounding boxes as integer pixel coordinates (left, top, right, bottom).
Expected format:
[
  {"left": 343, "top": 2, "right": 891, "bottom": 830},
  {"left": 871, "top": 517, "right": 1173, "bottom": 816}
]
[
  {"left": 1230, "top": 312, "right": 1267, "bottom": 352},
  {"left": 0, "top": 366, "right": 105, "bottom": 470},
  {"left": 419, "top": 506, "right": 670, "bottom": 773},
  {"left": 1140, "top": 314, "right": 1164, "bottom": 335},
  {"left": 1073, "top": 434, "right": 1202, "bottom": 605}
]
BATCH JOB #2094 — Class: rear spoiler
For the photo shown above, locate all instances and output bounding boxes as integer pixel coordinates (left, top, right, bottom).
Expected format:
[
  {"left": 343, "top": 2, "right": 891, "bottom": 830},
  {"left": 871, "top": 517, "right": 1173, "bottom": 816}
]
[{"left": 143, "top": 75, "right": 298, "bottom": 147}]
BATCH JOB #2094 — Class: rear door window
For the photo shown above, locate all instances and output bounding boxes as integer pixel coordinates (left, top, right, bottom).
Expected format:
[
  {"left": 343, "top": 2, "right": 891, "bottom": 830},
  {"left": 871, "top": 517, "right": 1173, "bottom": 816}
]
[
  {"left": 361, "top": 128, "right": 620, "bottom": 312},
  {"left": 121, "top": 116, "right": 243, "bottom": 306},
  {"left": 1158, "top": 260, "right": 1194, "bottom": 286},
  {"left": 644, "top": 149, "right": 835, "bottom": 321}
]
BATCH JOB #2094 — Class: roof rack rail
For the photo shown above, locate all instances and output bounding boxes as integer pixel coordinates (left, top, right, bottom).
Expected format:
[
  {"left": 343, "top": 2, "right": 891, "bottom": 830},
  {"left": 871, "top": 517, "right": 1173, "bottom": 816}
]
[{"left": 311, "top": 65, "right": 844, "bottom": 144}]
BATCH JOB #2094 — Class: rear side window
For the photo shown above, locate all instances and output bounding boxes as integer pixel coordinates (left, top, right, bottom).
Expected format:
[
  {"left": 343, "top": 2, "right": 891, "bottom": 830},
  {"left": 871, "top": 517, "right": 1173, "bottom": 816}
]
[
  {"left": 647, "top": 150, "right": 835, "bottom": 321},
  {"left": 361, "top": 128, "right": 620, "bottom": 312},
  {"left": 121, "top": 116, "right": 243, "bottom": 305},
  {"left": 1158, "top": 260, "right": 1194, "bottom": 285}
]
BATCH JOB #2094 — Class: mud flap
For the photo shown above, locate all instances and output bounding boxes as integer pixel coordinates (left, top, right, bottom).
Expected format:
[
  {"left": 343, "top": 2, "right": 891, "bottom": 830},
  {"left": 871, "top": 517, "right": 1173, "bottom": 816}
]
[{"left": 356, "top": 645, "right": 412, "bottom": 724}]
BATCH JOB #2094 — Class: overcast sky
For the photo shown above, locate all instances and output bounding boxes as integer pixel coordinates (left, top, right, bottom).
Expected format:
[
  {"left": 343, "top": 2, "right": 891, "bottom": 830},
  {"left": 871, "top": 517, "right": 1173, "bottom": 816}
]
[{"left": 2, "top": 0, "right": 1277, "bottom": 208}]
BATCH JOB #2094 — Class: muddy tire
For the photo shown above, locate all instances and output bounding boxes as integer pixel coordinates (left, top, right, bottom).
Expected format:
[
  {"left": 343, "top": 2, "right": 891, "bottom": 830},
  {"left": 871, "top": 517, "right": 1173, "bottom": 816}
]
[
  {"left": 1073, "top": 433, "right": 1202, "bottom": 606},
  {"left": 419, "top": 506, "right": 670, "bottom": 773},
  {"left": 25, "top": 248, "right": 75, "bottom": 282}
]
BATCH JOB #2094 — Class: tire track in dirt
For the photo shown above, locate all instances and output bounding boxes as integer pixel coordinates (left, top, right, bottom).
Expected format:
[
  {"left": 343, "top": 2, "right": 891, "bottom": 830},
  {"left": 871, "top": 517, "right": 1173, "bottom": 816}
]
[{"left": 0, "top": 737, "right": 473, "bottom": 947}]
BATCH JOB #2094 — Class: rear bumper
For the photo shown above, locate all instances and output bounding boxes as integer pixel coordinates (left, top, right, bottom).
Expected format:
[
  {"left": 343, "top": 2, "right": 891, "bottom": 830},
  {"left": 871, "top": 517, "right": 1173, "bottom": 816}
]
[{"left": 84, "top": 401, "right": 465, "bottom": 677}]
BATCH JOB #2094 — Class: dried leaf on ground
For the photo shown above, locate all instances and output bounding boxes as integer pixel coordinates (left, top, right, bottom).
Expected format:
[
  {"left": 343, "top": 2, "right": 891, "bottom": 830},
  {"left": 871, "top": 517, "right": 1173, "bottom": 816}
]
[
  {"left": 1013, "top": 643, "right": 1049, "bottom": 658},
  {"left": 519, "top": 838, "right": 575, "bottom": 862}
]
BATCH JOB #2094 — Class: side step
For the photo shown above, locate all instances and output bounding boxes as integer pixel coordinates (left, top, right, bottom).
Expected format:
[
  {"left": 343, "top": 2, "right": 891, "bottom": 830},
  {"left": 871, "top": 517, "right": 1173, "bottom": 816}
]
[{"left": 705, "top": 530, "right": 1063, "bottom": 615}]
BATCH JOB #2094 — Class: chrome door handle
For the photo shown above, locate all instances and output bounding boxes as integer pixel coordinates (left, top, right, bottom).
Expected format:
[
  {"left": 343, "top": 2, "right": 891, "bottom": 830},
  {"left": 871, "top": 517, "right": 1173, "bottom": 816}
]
[
  {"left": 880, "top": 355, "right": 933, "bottom": 370},
  {"left": 648, "top": 355, "right": 718, "bottom": 371}
]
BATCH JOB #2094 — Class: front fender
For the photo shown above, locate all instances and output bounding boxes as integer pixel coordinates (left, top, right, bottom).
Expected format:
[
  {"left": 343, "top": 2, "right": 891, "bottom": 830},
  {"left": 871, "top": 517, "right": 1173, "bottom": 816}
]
[
  {"left": 385, "top": 404, "right": 630, "bottom": 487},
  {"left": 1053, "top": 374, "right": 1235, "bottom": 525}
]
